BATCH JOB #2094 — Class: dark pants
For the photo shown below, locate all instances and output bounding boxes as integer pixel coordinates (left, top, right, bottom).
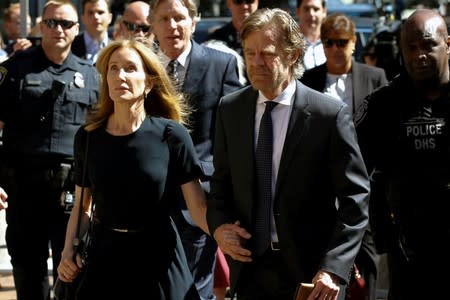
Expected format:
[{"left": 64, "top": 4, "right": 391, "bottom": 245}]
[
  {"left": 3, "top": 165, "right": 69, "bottom": 300},
  {"left": 235, "top": 250, "right": 346, "bottom": 300},
  {"left": 235, "top": 250, "right": 296, "bottom": 300},
  {"left": 387, "top": 243, "right": 450, "bottom": 300},
  {"left": 175, "top": 210, "right": 217, "bottom": 300}
]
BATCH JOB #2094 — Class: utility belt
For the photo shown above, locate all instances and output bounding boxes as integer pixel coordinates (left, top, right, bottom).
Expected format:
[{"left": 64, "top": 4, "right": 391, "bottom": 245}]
[
  {"left": 0, "top": 154, "right": 75, "bottom": 213},
  {"left": 2, "top": 152, "right": 73, "bottom": 170}
]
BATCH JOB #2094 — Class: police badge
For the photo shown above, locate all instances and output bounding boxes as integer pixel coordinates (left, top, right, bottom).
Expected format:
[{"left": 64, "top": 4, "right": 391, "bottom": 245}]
[{"left": 73, "top": 72, "right": 85, "bottom": 88}]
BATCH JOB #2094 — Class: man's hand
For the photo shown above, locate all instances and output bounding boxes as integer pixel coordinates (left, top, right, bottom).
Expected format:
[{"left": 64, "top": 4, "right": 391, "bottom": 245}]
[
  {"left": 12, "top": 38, "right": 33, "bottom": 54},
  {"left": 213, "top": 221, "right": 252, "bottom": 262},
  {"left": 307, "top": 270, "right": 341, "bottom": 300}
]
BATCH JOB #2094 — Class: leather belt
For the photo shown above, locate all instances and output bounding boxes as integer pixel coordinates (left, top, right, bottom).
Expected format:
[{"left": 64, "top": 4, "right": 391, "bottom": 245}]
[
  {"left": 95, "top": 222, "right": 144, "bottom": 233},
  {"left": 110, "top": 228, "right": 142, "bottom": 233}
]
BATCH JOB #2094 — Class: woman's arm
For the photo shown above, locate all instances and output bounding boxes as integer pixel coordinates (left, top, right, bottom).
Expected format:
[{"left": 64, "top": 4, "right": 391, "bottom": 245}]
[
  {"left": 181, "top": 179, "right": 210, "bottom": 235},
  {"left": 57, "top": 185, "right": 92, "bottom": 282}
]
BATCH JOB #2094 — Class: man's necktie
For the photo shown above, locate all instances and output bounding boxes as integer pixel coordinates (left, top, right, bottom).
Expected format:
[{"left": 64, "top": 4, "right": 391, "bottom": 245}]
[
  {"left": 167, "top": 59, "right": 180, "bottom": 89},
  {"left": 254, "top": 101, "right": 278, "bottom": 256}
]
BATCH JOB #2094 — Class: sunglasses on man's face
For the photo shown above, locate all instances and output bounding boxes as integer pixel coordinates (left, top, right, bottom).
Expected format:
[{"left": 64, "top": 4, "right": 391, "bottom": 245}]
[
  {"left": 122, "top": 20, "right": 151, "bottom": 34},
  {"left": 323, "top": 39, "right": 350, "bottom": 48},
  {"left": 232, "top": 0, "right": 255, "bottom": 4},
  {"left": 42, "top": 19, "right": 78, "bottom": 30}
]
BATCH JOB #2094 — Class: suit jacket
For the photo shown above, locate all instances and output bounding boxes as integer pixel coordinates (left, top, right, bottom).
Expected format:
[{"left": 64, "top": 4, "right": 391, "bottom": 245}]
[
  {"left": 71, "top": 32, "right": 110, "bottom": 62},
  {"left": 300, "top": 61, "right": 387, "bottom": 127},
  {"left": 71, "top": 33, "right": 88, "bottom": 60},
  {"left": 208, "top": 81, "right": 370, "bottom": 294},
  {"left": 181, "top": 40, "right": 242, "bottom": 184}
]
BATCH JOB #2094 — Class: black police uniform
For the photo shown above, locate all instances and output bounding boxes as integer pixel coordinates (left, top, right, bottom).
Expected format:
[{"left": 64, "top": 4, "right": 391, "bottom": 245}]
[
  {"left": 206, "top": 22, "right": 242, "bottom": 56},
  {"left": 360, "top": 71, "right": 450, "bottom": 299},
  {"left": 0, "top": 45, "right": 98, "bottom": 300}
]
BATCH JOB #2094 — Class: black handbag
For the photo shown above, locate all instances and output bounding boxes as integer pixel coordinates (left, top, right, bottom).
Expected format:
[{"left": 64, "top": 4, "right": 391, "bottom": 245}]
[{"left": 54, "top": 132, "right": 90, "bottom": 300}]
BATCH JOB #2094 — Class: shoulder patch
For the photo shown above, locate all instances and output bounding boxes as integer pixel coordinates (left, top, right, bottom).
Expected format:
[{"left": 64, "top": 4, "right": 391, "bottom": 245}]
[{"left": 0, "top": 66, "right": 7, "bottom": 86}]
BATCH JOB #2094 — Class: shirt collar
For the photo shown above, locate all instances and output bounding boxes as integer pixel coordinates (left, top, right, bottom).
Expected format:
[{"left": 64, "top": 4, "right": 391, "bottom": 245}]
[
  {"left": 162, "top": 40, "right": 192, "bottom": 68},
  {"left": 257, "top": 79, "right": 296, "bottom": 107}
]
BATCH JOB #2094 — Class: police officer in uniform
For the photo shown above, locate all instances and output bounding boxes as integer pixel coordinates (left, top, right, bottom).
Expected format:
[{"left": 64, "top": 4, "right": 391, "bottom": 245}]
[
  {"left": 206, "top": 0, "right": 259, "bottom": 57},
  {"left": 358, "top": 9, "right": 450, "bottom": 300},
  {"left": 0, "top": 1, "right": 98, "bottom": 299}
]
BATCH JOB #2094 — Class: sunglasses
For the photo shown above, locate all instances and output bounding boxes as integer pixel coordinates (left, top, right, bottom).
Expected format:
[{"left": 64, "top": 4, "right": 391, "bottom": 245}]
[
  {"left": 42, "top": 19, "right": 77, "bottom": 30},
  {"left": 122, "top": 20, "right": 151, "bottom": 33},
  {"left": 323, "top": 39, "right": 350, "bottom": 48},
  {"left": 232, "top": 0, "right": 255, "bottom": 4}
]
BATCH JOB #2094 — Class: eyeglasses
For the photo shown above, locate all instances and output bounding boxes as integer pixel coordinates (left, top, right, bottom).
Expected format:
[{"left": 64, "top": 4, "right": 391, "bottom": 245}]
[
  {"left": 42, "top": 19, "right": 78, "bottom": 30},
  {"left": 323, "top": 39, "right": 350, "bottom": 48},
  {"left": 232, "top": 0, "right": 255, "bottom": 4},
  {"left": 122, "top": 20, "right": 151, "bottom": 34}
]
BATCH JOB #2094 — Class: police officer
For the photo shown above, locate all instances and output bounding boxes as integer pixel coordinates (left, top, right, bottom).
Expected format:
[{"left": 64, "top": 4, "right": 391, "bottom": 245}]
[
  {"left": 206, "top": 0, "right": 259, "bottom": 57},
  {"left": 358, "top": 9, "right": 450, "bottom": 300},
  {"left": 0, "top": 1, "right": 98, "bottom": 299}
]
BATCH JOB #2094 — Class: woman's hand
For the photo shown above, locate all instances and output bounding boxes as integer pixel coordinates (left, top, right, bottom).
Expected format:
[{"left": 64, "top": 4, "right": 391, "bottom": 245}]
[{"left": 57, "top": 247, "right": 83, "bottom": 282}]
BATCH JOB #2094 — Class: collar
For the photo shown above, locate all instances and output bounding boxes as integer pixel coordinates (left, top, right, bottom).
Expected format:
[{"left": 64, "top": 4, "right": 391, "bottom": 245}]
[
  {"left": 257, "top": 79, "right": 296, "bottom": 107},
  {"left": 162, "top": 40, "right": 192, "bottom": 68},
  {"left": 83, "top": 31, "right": 109, "bottom": 49}
]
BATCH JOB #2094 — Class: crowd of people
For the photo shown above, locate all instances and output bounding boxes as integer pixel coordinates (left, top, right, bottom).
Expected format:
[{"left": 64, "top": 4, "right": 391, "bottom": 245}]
[{"left": 0, "top": 0, "right": 449, "bottom": 300}]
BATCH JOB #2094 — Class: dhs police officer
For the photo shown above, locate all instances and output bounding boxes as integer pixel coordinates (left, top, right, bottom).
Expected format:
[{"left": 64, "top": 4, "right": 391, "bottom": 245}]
[
  {"left": 0, "top": 1, "right": 98, "bottom": 299},
  {"left": 359, "top": 9, "right": 450, "bottom": 300}
]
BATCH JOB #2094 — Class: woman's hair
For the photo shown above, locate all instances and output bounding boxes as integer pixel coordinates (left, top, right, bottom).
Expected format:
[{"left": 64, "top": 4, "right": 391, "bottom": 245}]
[
  {"left": 240, "top": 8, "right": 306, "bottom": 79},
  {"left": 85, "top": 39, "right": 187, "bottom": 131},
  {"left": 320, "top": 13, "right": 356, "bottom": 39}
]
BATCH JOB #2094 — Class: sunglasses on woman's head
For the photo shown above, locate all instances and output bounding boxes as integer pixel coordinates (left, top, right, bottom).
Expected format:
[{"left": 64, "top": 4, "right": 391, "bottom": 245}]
[{"left": 323, "top": 39, "right": 350, "bottom": 48}]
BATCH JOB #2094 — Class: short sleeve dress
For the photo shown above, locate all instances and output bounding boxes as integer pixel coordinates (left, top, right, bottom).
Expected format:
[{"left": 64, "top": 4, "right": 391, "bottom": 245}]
[{"left": 73, "top": 116, "right": 202, "bottom": 300}]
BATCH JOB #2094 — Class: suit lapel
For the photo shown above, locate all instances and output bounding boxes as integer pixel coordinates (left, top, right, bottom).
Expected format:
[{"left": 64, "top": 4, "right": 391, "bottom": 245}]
[
  {"left": 182, "top": 41, "right": 207, "bottom": 96},
  {"left": 276, "top": 81, "right": 310, "bottom": 195},
  {"left": 238, "top": 88, "right": 259, "bottom": 219},
  {"left": 352, "top": 62, "right": 364, "bottom": 115}
]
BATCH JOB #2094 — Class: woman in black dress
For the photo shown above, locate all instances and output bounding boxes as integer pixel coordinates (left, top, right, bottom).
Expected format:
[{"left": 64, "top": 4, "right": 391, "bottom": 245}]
[{"left": 56, "top": 39, "right": 208, "bottom": 299}]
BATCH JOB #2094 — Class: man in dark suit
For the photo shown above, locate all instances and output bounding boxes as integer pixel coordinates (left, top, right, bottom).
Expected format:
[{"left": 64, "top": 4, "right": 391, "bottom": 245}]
[
  {"left": 207, "top": 8, "right": 369, "bottom": 300},
  {"left": 300, "top": 14, "right": 387, "bottom": 300},
  {"left": 149, "top": 0, "right": 242, "bottom": 299},
  {"left": 71, "top": 0, "right": 112, "bottom": 64}
]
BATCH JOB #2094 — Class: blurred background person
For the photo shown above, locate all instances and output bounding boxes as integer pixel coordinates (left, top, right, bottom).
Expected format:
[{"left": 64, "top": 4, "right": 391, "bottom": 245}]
[
  {"left": 206, "top": 0, "right": 259, "bottom": 56},
  {"left": 296, "top": 0, "right": 327, "bottom": 70},
  {"left": 149, "top": 0, "right": 242, "bottom": 298},
  {"left": 1, "top": 3, "right": 33, "bottom": 56},
  {"left": 114, "top": 0, "right": 153, "bottom": 42},
  {"left": 361, "top": 18, "right": 401, "bottom": 81},
  {"left": 71, "top": 0, "right": 113, "bottom": 64},
  {"left": 300, "top": 13, "right": 387, "bottom": 300},
  {"left": 0, "top": 35, "right": 7, "bottom": 62}
]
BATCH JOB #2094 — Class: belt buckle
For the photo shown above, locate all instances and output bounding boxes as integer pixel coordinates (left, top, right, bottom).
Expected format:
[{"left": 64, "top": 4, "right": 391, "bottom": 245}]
[
  {"left": 112, "top": 228, "right": 130, "bottom": 233},
  {"left": 271, "top": 242, "right": 280, "bottom": 251}
]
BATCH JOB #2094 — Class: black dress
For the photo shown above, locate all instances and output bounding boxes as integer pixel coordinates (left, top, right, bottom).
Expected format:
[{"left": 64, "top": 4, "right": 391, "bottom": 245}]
[{"left": 73, "top": 116, "right": 202, "bottom": 300}]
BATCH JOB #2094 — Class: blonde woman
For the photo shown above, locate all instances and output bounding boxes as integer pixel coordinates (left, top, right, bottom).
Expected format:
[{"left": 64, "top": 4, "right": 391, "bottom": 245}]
[{"left": 57, "top": 39, "right": 207, "bottom": 299}]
